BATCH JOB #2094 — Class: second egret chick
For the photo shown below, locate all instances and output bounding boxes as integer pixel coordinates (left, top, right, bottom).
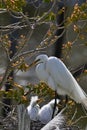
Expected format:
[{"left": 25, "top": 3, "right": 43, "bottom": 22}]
[
  {"left": 38, "top": 99, "right": 60, "bottom": 124},
  {"left": 27, "top": 96, "right": 40, "bottom": 121}
]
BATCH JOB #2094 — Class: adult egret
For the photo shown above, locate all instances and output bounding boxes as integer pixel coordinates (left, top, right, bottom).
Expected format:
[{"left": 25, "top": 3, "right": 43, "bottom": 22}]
[
  {"left": 35, "top": 54, "right": 87, "bottom": 109},
  {"left": 27, "top": 96, "right": 40, "bottom": 121},
  {"left": 38, "top": 99, "right": 60, "bottom": 124}
]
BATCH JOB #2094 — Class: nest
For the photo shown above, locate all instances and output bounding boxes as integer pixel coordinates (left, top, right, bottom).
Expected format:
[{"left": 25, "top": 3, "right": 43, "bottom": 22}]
[
  {"left": 0, "top": 115, "right": 17, "bottom": 130},
  {"left": 30, "top": 120, "right": 79, "bottom": 130},
  {"left": 30, "top": 120, "right": 45, "bottom": 130}
]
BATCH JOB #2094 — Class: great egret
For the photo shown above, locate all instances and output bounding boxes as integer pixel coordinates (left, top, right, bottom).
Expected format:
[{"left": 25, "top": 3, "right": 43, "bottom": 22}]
[
  {"left": 27, "top": 96, "right": 40, "bottom": 121},
  {"left": 38, "top": 99, "right": 60, "bottom": 124},
  {"left": 35, "top": 54, "right": 87, "bottom": 109}
]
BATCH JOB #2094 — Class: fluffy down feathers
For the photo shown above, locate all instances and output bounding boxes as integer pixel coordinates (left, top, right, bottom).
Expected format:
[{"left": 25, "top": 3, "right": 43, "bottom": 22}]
[
  {"left": 27, "top": 96, "right": 40, "bottom": 121},
  {"left": 38, "top": 99, "right": 60, "bottom": 124}
]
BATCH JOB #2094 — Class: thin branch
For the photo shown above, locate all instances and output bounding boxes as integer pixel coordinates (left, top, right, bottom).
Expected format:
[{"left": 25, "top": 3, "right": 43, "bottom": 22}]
[
  {"left": 39, "top": 28, "right": 65, "bottom": 48},
  {"left": 0, "top": 101, "right": 11, "bottom": 108},
  {"left": 71, "top": 108, "right": 77, "bottom": 122},
  {"left": 0, "top": 64, "right": 12, "bottom": 89},
  {"left": 20, "top": 12, "right": 32, "bottom": 28},
  {"left": 71, "top": 115, "right": 87, "bottom": 125},
  {"left": 0, "top": 9, "right": 7, "bottom": 13},
  {"left": 12, "top": 28, "right": 34, "bottom": 59},
  {"left": 36, "top": 0, "right": 57, "bottom": 22},
  {"left": 0, "top": 24, "right": 28, "bottom": 30},
  {"left": 11, "top": 12, "right": 35, "bottom": 59},
  {"left": 11, "top": 28, "right": 65, "bottom": 64},
  {"left": 8, "top": 10, "right": 23, "bottom": 19},
  {"left": 0, "top": 41, "right": 10, "bottom": 61},
  {"left": 12, "top": 48, "right": 46, "bottom": 62}
]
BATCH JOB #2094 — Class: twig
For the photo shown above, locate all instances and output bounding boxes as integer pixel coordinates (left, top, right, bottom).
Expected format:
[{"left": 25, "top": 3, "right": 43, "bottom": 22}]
[
  {"left": 39, "top": 28, "right": 65, "bottom": 48},
  {"left": 0, "top": 64, "right": 12, "bottom": 89},
  {"left": 8, "top": 10, "right": 23, "bottom": 19},
  {"left": 12, "top": 48, "right": 46, "bottom": 62},
  {"left": 0, "top": 9, "right": 7, "bottom": 13},
  {"left": 71, "top": 115, "right": 87, "bottom": 125},
  {"left": 0, "top": 101, "right": 11, "bottom": 108},
  {"left": 71, "top": 108, "right": 77, "bottom": 122},
  {"left": 0, "top": 41, "right": 10, "bottom": 61},
  {"left": 12, "top": 28, "right": 34, "bottom": 59},
  {"left": 37, "top": 0, "right": 57, "bottom": 22}
]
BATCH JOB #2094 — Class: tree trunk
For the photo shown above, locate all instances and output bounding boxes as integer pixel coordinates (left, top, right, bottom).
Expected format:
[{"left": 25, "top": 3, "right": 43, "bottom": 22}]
[{"left": 17, "top": 104, "right": 30, "bottom": 130}]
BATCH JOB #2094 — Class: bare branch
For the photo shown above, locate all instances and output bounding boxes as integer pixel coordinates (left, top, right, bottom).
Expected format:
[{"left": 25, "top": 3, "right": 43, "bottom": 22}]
[
  {"left": 0, "top": 64, "right": 12, "bottom": 89},
  {"left": 71, "top": 115, "right": 87, "bottom": 125},
  {"left": 37, "top": 0, "right": 57, "bottom": 23},
  {"left": 0, "top": 9, "right": 7, "bottom": 13}
]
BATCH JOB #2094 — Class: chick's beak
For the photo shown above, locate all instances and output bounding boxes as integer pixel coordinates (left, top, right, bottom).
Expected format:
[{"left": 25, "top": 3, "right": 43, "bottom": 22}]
[{"left": 37, "top": 98, "right": 44, "bottom": 104}]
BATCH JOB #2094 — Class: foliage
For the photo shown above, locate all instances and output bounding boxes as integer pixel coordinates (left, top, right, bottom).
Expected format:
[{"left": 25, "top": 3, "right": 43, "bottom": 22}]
[
  {"left": 0, "top": 0, "right": 26, "bottom": 11},
  {"left": 0, "top": 0, "right": 87, "bottom": 129}
]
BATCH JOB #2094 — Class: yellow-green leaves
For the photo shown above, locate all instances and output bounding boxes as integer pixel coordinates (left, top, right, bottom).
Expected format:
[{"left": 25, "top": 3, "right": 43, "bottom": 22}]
[{"left": 0, "top": 0, "right": 26, "bottom": 12}]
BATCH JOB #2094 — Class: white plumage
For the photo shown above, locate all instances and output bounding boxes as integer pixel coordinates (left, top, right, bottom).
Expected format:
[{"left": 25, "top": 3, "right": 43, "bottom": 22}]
[
  {"left": 41, "top": 112, "right": 65, "bottom": 130},
  {"left": 35, "top": 54, "right": 87, "bottom": 109},
  {"left": 38, "top": 99, "right": 60, "bottom": 124},
  {"left": 27, "top": 96, "right": 40, "bottom": 121}
]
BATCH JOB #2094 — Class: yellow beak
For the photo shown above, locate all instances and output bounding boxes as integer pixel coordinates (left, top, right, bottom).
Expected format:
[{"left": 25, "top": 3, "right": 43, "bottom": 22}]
[
  {"left": 29, "top": 59, "right": 40, "bottom": 68},
  {"left": 37, "top": 98, "right": 44, "bottom": 104}
]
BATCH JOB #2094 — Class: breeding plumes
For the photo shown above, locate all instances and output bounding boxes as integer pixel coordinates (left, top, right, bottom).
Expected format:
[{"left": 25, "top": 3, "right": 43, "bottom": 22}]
[
  {"left": 35, "top": 54, "right": 87, "bottom": 109},
  {"left": 27, "top": 96, "right": 40, "bottom": 121},
  {"left": 38, "top": 99, "right": 60, "bottom": 124},
  {"left": 41, "top": 112, "right": 65, "bottom": 130}
]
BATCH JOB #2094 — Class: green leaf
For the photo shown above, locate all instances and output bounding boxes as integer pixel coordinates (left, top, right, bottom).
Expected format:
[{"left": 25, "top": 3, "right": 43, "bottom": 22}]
[
  {"left": 43, "top": 0, "right": 51, "bottom": 3},
  {"left": 0, "top": 0, "right": 26, "bottom": 12}
]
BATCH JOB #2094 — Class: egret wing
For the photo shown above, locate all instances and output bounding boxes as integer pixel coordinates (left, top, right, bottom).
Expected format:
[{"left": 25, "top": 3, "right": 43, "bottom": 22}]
[{"left": 46, "top": 57, "right": 79, "bottom": 96}]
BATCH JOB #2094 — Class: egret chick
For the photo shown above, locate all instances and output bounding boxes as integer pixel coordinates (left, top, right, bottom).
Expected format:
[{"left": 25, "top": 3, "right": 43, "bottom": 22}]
[
  {"left": 38, "top": 99, "right": 60, "bottom": 124},
  {"left": 35, "top": 54, "right": 87, "bottom": 109},
  {"left": 27, "top": 96, "right": 40, "bottom": 121}
]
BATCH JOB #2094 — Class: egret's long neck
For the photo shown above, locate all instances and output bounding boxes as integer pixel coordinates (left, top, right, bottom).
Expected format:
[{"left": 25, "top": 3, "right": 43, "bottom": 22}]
[
  {"left": 30, "top": 102, "right": 36, "bottom": 107},
  {"left": 36, "top": 61, "right": 49, "bottom": 82}
]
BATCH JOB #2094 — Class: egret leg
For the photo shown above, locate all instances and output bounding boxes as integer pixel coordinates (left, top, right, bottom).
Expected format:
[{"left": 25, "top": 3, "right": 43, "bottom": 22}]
[
  {"left": 65, "top": 95, "right": 68, "bottom": 105},
  {"left": 52, "top": 91, "right": 58, "bottom": 119}
]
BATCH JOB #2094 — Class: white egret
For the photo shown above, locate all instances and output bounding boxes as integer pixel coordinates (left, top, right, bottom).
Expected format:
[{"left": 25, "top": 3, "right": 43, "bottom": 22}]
[
  {"left": 27, "top": 96, "right": 40, "bottom": 121},
  {"left": 35, "top": 54, "right": 87, "bottom": 109},
  {"left": 38, "top": 99, "right": 60, "bottom": 124}
]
